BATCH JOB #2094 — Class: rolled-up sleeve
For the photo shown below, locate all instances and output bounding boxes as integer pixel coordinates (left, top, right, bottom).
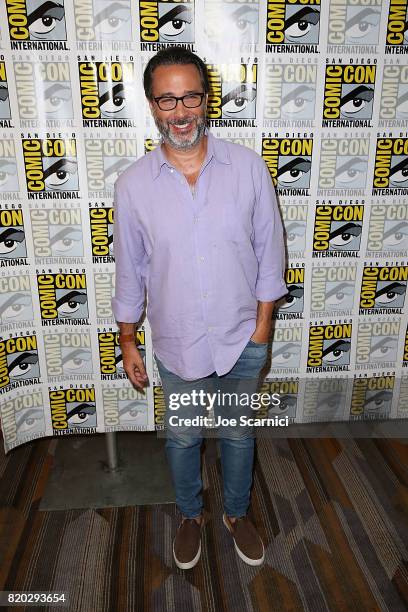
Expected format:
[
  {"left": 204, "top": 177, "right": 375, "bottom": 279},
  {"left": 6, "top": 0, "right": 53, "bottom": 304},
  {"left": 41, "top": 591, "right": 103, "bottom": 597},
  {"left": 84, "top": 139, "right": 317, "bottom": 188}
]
[
  {"left": 111, "top": 178, "right": 147, "bottom": 323},
  {"left": 252, "top": 160, "right": 287, "bottom": 302}
]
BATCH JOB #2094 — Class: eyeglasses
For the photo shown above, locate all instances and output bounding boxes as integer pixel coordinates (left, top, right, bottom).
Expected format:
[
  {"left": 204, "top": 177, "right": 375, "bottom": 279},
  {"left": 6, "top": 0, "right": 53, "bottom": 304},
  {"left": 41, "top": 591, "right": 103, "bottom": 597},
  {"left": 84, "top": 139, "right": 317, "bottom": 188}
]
[{"left": 153, "top": 92, "right": 205, "bottom": 111}]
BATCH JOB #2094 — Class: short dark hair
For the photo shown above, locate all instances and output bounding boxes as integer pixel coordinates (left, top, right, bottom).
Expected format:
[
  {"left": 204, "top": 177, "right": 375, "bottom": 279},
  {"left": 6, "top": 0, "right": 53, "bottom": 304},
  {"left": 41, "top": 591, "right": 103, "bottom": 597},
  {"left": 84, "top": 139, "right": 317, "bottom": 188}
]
[{"left": 143, "top": 47, "right": 209, "bottom": 100}]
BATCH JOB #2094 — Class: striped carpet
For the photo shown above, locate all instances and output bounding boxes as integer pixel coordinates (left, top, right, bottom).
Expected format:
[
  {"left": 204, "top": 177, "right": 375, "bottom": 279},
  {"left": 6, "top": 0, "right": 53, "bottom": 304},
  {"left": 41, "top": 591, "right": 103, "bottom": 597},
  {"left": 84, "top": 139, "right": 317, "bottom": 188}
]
[{"left": 0, "top": 435, "right": 407, "bottom": 611}]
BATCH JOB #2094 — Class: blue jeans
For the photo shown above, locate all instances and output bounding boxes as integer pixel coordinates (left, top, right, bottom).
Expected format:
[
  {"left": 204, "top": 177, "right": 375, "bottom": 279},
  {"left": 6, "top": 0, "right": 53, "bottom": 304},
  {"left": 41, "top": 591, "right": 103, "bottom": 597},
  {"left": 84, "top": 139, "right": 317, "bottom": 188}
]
[{"left": 155, "top": 339, "right": 268, "bottom": 518}]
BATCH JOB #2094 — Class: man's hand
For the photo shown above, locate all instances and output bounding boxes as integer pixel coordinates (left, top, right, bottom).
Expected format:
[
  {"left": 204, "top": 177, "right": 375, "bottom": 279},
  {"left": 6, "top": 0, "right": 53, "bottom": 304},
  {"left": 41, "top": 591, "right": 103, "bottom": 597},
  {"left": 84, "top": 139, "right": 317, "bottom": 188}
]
[
  {"left": 121, "top": 343, "right": 149, "bottom": 390},
  {"left": 250, "top": 322, "right": 271, "bottom": 344},
  {"left": 251, "top": 300, "right": 275, "bottom": 343}
]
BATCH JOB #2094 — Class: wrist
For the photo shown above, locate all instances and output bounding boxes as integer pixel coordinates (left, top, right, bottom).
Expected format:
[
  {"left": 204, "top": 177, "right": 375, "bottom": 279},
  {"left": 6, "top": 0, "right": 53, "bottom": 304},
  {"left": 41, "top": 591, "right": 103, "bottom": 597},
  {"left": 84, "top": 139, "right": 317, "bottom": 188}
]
[{"left": 119, "top": 333, "right": 136, "bottom": 344}]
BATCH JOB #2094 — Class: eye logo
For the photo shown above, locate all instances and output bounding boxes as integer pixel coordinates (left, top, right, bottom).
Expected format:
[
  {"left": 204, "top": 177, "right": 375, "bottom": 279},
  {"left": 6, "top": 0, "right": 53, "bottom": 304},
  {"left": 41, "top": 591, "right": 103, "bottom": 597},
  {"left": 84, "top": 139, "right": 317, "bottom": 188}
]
[
  {"left": 312, "top": 205, "right": 364, "bottom": 257},
  {"left": 0, "top": 335, "right": 41, "bottom": 390},
  {"left": 6, "top": 0, "right": 67, "bottom": 42},
  {"left": 266, "top": 1, "right": 321, "bottom": 49},
  {"left": 262, "top": 138, "right": 313, "bottom": 193},
  {"left": 275, "top": 268, "right": 304, "bottom": 318},
  {"left": 359, "top": 265, "right": 408, "bottom": 314},
  {"left": 373, "top": 138, "right": 408, "bottom": 193},
  {"left": 328, "top": 3, "right": 381, "bottom": 46},
  {"left": 323, "top": 64, "right": 376, "bottom": 126},
  {"left": 74, "top": 0, "right": 132, "bottom": 41},
  {"left": 49, "top": 388, "right": 97, "bottom": 432},
  {"left": 269, "top": 326, "right": 302, "bottom": 371},
  {"left": 205, "top": 2, "right": 258, "bottom": 46},
  {"left": 78, "top": 61, "right": 136, "bottom": 126},
  {"left": 351, "top": 376, "right": 394, "bottom": 419},
  {"left": 207, "top": 64, "right": 257, "bottom": 125},
  {"left": 22, "top": 138, "right": 79, "bottom": 195},
  {"left": 0, "top": 63, "right": 11, "bottom": 123},
  {"left": 307, "top": 323, "right": 352, "bottom": 371},
  {"left": 37, "top": 273, "right": 89, "bottom": 323},
  {"left": 0, "top": 209, "right": 27, "bottom": 261},
  {"left": 139, "top": 0, "right": 195, "bottom": 47}
]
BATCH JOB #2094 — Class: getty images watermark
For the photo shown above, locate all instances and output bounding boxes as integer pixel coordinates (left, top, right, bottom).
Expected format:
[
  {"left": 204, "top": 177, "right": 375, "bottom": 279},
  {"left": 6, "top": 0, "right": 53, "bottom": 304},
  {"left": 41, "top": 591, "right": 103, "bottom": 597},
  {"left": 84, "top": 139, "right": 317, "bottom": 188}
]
[{"left": 167, "top": 389, "right": 289, "bottom": 428}]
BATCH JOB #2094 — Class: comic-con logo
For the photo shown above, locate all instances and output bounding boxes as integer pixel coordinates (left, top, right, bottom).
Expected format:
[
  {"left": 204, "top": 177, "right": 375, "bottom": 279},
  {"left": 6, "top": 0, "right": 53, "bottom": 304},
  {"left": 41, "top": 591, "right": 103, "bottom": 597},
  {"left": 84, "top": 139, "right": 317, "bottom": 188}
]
[
  {"left": 154, "top": 383, "right": 166, "bottom": 427},
  {"left": 78, "top": 61, "right": 136, "bottom": 127},
  {"left": 139, "top": 0, "right": 195, "bottom": 50},
  {"left": 0, "top": 208, "right": 28, "bottom": 266},
  {"left": 322, "top": 63, "right": 376, "bottom": 127},
  {"left": 303, "top": 378, "right": 348, "bottom": 422},
  {"left": 94, "top": 270, "right": 115, "bottom": 323},
  {"left": 44, "top": 331, "right": 93, "bottom": 381},
  {"left": 49, "top": 387, "right": 97, "bottom": 434},
  {"left": 0, "top": 62, "right": 12, "bottom": 127},
  {"left": 6, "top": 0, "right": 68, "bottom": 50},
  {"left": 350, "top": 375, "right": 394, "bottom": 419},
  {"left": 269, "top": 324, "right": 302, "bottom": 373},
  {"left": 37, "top": 272, "right": 89, "bottom": 325},
  {"left": 366, "top": 202, "right": 408, "bottom": 257},
  {"left": 307, "top": 322, "right": 352, "bottom": 372},
  {"left": 0, "top": 334, "right": 40, "bottom": 392},
  {"left": 144, "top": 138, "right": 161, "bottom": 154},
  {"left": 259, "top": 378, "right": 298, "bottom": 421},
  {"left": 356, "top": 320, "right": 400, "bottom": 370},
  {"left": 205, "top": 0, "right": 259, "bottom": 47},
  {"left": 0, "top": 140, "right": 19, "bottom": 196},
  {"left": 312, "top": 204, "right": 364, "bottom": 258},
  {"left": 281, "top": 204, "right": 307, "bottom": 259},
  {"left": 310, "top": 264, "right": 357, "bottom": 317},
  {"left": 397, "top": 376, "right": 408, "bottom": 416},
  {"left": 90, "top": 206, "right": 114, "bottom": 263},
  {"left": 372, "top": 138, "right": 408, "bottom": 195},
  {"left": 318, "top": 137, "right": 369, "bottom": 195},
  {"left": 379, "top": 65, "right": 408, "bottom": 128},
  {"left": 262, "top": 137, "right": 312, "bottom": 195},
  {"left": 0, "top": 389, "right": 45, "bottom": 451},
  {"left": 74, "top": 0, "right": 132, "bottom": 41},
  {"left": 265, "top": 0, "right": 320, "bottom": 52},
  {"left": 327, "top": 0, "right": 382, "bottom": 50},
  {"left": 98, "top": 329, "right": 145, "bottom": 379},
  {"left": 263, "top": 62, "right": 316, "bottom": 127},
  {"left": 275, "top": 266, "right": 304, "bottom": 319},
  {"left": 85, "top": 137, "right": 137, "bottom": 197},
  {"left": 386, "top": 0, "right": 408, "bottom": 52},
  {"left": 207, "top": 63, "right": 257, "bottom": 127},
  {"left": 0, "top": 275, "right": 34, "bottom": 328},
  {"left": 22, "top": 138, "right": 79, "bottom": 198},
  {"left": 14, "top": 61, "right": 73, "bottom": 127},
  {"left": 102, "top": 385, "right": 148, "bottom": 430},
  {"left": 359, "top": 264, "right": 408, "bottom": 314},
  {"left": 30, "top": 206, "right": 84, "bottom": 262},
  {"left": 404, "top": 324, "right": 408, "bottom": 367}
]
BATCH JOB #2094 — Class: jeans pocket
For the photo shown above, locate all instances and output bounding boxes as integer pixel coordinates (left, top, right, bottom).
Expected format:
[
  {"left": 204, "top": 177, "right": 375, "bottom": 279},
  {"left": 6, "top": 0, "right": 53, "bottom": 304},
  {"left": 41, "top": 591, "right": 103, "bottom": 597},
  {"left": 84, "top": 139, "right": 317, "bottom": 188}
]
[{"left": 247, "top": 339, "right": 268, "bottom": 347}]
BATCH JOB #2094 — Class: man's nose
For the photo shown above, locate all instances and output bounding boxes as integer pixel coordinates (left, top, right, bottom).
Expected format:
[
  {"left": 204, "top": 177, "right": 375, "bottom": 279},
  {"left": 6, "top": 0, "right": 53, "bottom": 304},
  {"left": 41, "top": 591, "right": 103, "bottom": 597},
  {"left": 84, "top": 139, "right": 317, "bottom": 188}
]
[{"left": 173, "top": 98, "right": 187, "bottom": 116}]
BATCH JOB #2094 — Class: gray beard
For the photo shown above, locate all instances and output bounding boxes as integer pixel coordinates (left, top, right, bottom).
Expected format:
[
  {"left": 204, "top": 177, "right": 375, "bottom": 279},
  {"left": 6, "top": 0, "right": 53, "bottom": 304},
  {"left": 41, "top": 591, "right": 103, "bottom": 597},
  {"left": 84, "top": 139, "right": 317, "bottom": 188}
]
[{"left": 153, "top": 111, "right": 207, "bottom": 151}]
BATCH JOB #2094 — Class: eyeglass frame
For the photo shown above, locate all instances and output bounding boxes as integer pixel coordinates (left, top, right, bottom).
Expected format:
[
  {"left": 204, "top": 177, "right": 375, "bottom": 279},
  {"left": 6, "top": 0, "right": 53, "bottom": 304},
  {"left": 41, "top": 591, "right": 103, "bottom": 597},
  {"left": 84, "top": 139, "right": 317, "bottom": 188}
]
[{"left": 153, "top": 92, "right": 206, "bottom": 111}]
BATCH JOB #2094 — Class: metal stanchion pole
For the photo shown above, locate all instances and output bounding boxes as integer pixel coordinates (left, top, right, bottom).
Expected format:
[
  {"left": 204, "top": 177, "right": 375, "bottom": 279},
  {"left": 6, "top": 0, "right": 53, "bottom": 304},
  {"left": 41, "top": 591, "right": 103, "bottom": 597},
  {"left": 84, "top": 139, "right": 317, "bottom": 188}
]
[{"left": 105, "top": 432, "right": 119, "bottom": 471}]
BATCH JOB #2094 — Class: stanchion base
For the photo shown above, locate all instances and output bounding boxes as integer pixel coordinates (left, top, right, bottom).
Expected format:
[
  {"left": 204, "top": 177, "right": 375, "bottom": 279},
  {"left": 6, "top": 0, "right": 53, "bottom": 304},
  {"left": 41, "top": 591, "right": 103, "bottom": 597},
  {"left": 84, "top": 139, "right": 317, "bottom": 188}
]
[{"left": 40, "top": 432, "right": 175, "bottom": 510}]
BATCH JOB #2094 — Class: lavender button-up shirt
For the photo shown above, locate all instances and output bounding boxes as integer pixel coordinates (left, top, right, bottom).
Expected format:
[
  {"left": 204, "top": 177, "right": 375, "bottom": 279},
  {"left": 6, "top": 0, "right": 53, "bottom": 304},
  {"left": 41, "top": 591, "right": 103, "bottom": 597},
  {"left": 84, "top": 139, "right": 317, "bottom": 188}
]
[{"left": 112, "top": 132, "right": 287, "bottom": 380}]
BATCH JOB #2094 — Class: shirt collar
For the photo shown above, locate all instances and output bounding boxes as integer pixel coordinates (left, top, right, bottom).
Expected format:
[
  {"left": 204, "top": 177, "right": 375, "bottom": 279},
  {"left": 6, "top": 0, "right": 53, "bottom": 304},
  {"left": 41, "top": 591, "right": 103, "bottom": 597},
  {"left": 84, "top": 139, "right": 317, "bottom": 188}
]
[{"left": 150, "top": 129, "right": 230, "bottom": 180}]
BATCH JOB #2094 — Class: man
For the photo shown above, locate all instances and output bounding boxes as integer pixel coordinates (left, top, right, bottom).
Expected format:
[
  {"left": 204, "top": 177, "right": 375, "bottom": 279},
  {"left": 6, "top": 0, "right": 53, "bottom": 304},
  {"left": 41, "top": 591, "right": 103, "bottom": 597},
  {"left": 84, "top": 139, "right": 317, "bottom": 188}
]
[{"left": 112, "top": 47, "right": 287, "bottom": 570}]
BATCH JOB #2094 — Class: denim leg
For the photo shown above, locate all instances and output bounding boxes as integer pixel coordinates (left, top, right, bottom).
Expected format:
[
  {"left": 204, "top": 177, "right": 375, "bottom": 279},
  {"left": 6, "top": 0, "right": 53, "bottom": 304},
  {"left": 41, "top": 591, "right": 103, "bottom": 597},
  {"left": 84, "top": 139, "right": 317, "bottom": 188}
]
[
  {"left": 155, "top": 356, "right": 208, "bottom": 518},
  {"left": 218, "top": 339, "right": 268, "bottom": 517},
  {"left": 219, "top": 436, "right": 255, "bottom": 517},
  {"left": 165, "top": 435, "right": 203, "bottom": 518}
]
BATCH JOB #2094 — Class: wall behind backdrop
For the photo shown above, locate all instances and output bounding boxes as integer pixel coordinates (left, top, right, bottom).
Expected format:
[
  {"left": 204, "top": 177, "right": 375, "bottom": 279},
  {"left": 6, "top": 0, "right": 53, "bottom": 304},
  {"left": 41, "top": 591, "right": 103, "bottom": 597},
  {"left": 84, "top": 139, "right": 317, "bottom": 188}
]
[{"left": 0, "top": 0, "right": 408, "bottom": 453}]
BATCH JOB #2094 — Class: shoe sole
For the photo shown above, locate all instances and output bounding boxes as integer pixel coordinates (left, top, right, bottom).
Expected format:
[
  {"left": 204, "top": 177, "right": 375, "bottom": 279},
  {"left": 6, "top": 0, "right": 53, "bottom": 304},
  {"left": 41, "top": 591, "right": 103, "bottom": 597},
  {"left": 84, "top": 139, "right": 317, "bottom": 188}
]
[
  {"left": 173, "top": 539, "right": 202, "bottom": 570},
  {"left": 222, "top": 513, "right": 265, "bottom": 566}
]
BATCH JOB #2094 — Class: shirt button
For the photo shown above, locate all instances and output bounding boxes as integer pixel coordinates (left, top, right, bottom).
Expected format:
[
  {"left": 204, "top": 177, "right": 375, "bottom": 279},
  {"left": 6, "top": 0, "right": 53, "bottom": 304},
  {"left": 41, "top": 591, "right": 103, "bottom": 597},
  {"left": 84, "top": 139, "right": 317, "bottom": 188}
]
[
  {"left": 208, "top": 326, "right": 213, "bottom": 331},
  {"left": 194, "top": 216, "right": 199, "bottom": 222},
  {"left": 170, "top": 168, "right": 174, "bottom": 173},
  {"left": 203, "top": 292, "right": 208, "bottom": 298},
  {"left": 199, "top": 256, "right": 205, "bottom": 262}
]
